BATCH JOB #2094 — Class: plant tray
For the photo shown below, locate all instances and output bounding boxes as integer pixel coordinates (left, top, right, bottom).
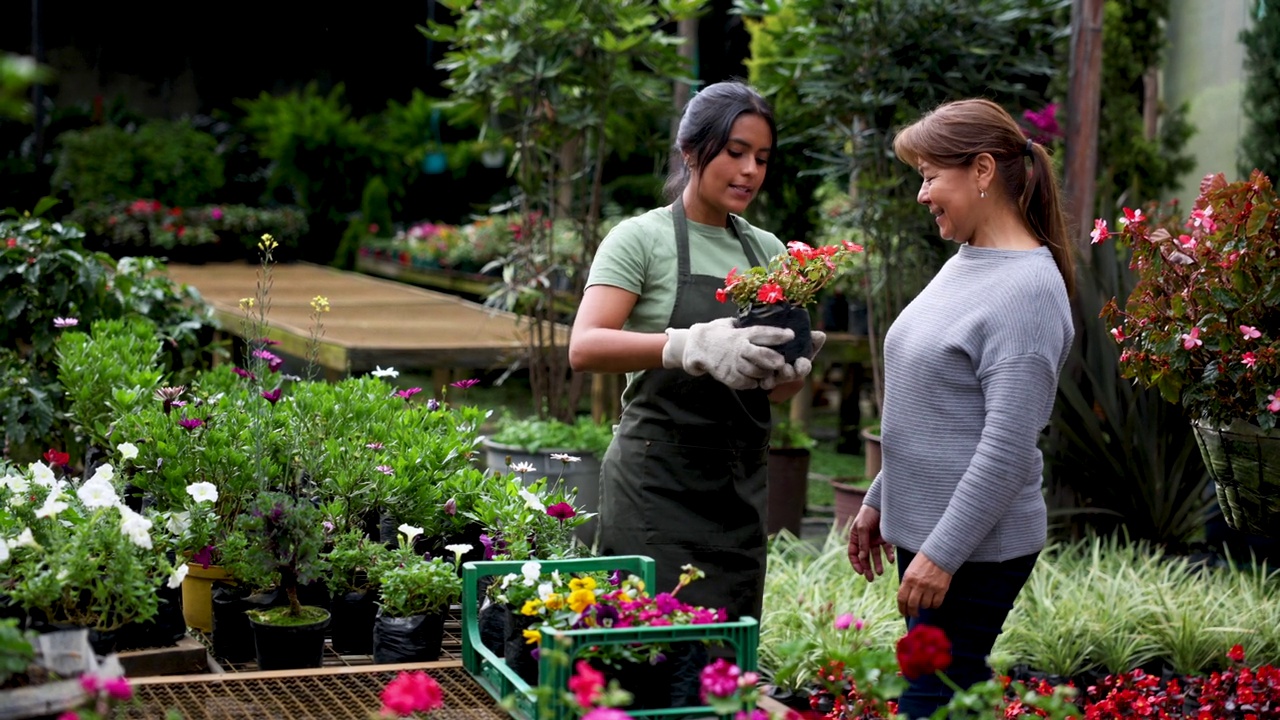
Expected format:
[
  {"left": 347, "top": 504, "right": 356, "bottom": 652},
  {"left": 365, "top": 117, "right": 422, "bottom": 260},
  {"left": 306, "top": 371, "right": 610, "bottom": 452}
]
[
  {"left": 119, "top": 661, "right": 503, "bottom": 720},
  {"left": 461, "top": 556, "right": 760, "bottom": 720}
]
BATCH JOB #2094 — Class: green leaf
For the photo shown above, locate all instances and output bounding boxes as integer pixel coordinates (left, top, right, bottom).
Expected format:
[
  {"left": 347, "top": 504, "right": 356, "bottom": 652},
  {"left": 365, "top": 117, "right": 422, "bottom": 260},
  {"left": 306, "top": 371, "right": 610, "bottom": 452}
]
[{"left": 1208, "top": 287, "right": 1240, "bottom": 310}]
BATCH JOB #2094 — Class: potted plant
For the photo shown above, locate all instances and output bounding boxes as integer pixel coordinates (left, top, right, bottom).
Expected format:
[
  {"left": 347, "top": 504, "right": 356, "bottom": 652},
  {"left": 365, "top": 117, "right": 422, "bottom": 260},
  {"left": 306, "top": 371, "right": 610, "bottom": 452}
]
[
  {"left": 767, "top": 417, "right": 817, "bottom": 536},
  {"left": 484, "top": 414, "right": 613, "bottom": 543},
  {"left": 234, "top": 491, "right": 331, "bottom": 670},
  {"left": 0, "top": 460, "right": 182, "bottom": 655},
  {"left": 717, "top": 240, "right": 864, "bottom": 362},
  {"left": 368, "top": 525, "right": 463, "bottom": 663},
  {"left": 1100, "top": 171, "right": 1280, "bottom": 536},
  {"left": 324, "top": 530, "right": 388, "bottom": 655}
]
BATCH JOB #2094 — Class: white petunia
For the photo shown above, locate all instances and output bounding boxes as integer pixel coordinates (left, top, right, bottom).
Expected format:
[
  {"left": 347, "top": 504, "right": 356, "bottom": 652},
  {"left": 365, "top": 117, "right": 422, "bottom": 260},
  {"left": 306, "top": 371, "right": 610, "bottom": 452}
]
[
  {"left": 509, "top": 461, "right": 538, "bottom": 474},
  {"left": 76, "top": 478, "right": 119, "bottom": 509},
  {"left": 445, "top": 543, "right": 473, "bottom": 558},
  {"left": 551, "top": 570, "right": 562, "bottom": 587},
  {"left": 520, "top": 560, "right": 541, "bottom": 586},
  {"left": 518, "top": 487, "right": 545, "bottom": 512},
  {"left": 10, "top": 528, "right": 35, "bottom": 547},
  {"left": 500, "top": 573, "right": 517, "bottom": 590},
  {"left": 0, "top": 473, "right": 28, "bottom": 494},
  {"left": 118, "top": 506, "right": 153, "bottom": 549},
  {"left": 185, "top": 482, "right": 218, "bottom": 504},
  {"left": 167, "top": 564, "right": 189, "bottom": 589},
  {"left": 35, "top": 490, "right": 68, "bottom": 519},
  {"left": 87, "top": 464, "right": 114, "bottom": 485},
  {"left": 537, "top": 582, "right": 554, "bottom": 601},
  {"left": 166, "top": 511, "right": 191, "bottom": 536},
  {"left": 398, "top": 523, "right": 424, "bottom": 546},
  {"left": 0, "top": 541, "right": 8, "bottom": 564},
  {"left": 549, "top": 453, "right": 581, "bottom": 463},
  {"left": 28, "top": 461, "right": 56, "bottom": 488},
  {"left": 371, "top": 366, "right": 399, "bottom": 378},
  {"left": 116, "top": 442, "right": 139, "bottom": 461}
]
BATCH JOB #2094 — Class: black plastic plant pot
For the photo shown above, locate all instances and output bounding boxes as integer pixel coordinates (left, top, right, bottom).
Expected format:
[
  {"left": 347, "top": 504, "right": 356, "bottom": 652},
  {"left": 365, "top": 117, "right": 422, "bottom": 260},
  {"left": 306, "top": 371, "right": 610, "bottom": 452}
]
[
  {"left": 248, "top": 607, "right": 331, "bottom": 671},
  {"left": 737, "top": 303, "right": 812, "bottom": 364},
  {"left": 329, "top": 588, "right": 378, "bottom": 656},
  {"left": 502, "top": 607, "right": 540, "bottom": 685},
  {"left": 372, "top": 609, "right": 446, "bottom": 663},
  {"left": 212, "top": 585, "right": 285, "bottom": 663},
  {"left": 117, "top": 582, "right": 186, "bottom": 651}
]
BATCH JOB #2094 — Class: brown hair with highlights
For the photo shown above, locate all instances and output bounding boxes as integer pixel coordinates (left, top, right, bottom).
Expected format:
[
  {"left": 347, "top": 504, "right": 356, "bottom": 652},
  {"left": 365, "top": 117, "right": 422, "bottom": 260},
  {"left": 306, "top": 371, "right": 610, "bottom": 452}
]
[{"left": 893, "top": 98, "right": 1075, "bottom": 297}]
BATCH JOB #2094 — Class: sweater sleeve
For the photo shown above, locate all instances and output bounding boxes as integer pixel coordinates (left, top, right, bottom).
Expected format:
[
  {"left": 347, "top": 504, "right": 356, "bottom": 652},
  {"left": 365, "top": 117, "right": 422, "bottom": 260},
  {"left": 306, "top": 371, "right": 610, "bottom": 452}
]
[
  {"left": 917, "top": 353, "right": 1057, "bottom": 574},
  {"left": 864, "top": 472, "right": 883, "bottom": 511}
]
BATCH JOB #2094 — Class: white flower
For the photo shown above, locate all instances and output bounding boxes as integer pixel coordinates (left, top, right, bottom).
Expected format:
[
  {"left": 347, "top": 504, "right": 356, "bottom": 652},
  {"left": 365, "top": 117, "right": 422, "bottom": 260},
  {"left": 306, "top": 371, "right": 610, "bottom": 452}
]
[
  {"left": 118, "top": 506, "right": 153, "bottom": 549},
  {"left": 35, "top": 490, "right": 68, "bottom": 519},
  {"left": 88, "top": 464, "right": 114, "bottom": 485},
  {"left": 500, "top": 573, "right": 517, "bottom": 590},
  {"left": 549, "top": 453, "right": 581, "bottom": 463},
  {"left": 445, "top": 543, "right": 473, "bottom": 559},
  {"left": 28, "top": 461, "right": 56, "bottom": 488},
  {"left": 116, "top": 442, "right": 139, "bottom": 461},
  {"left": 398, "top": 523, "right": 423, "bottom": 546},
  {"left": 166, "top": 511, "right": 191, "bottom": 536},
  {"left": 520, "top": 560, "right": 541, "bottom": 587},
  {"left": 551, "top": 570, "right": 562, "bottom": 586},
  {"left": 185, "top": 482, "right": 218, "bottom": 504},
  {"left": 518, "top": 487, "right": 545, "bottom": 512},
  {"left": 509, "top": 461, "right": 538, "bottom": 474},
  {"left": 0, "top": 473, "right": 28, "bottom": 494},
  {"left": 371, "top": 366, "right": 399, "bottom": 378},
  {"left": 167, "top": 564, "right": 189, "bottom": 589},
  {"left": 0, "top": 541, "right": 8, "bottom": 564},
  {"left": 537, "top": 582, "right": 554, "bottom": 601},
  {"left": 76, "top": 478, "right": 119, "bottom": 509},
  {"left": 10, "top": 528, "right": 35, "bottom": 547}
]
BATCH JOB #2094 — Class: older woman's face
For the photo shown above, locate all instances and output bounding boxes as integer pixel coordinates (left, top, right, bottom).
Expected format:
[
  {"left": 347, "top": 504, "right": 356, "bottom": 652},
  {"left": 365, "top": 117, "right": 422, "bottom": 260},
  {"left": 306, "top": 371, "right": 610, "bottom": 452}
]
[{"left": 916, "top": 160, "right": 981, "bottom": 244}]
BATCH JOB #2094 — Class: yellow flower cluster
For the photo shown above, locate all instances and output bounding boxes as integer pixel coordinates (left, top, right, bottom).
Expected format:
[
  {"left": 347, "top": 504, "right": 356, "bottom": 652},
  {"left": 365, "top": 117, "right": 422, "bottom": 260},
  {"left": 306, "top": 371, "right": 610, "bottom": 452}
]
[
  {"left": 257, "top": 233, "right": 279, "bottom": 252},
  {"left": 310, "top": 295, "right": 331, "bottom": 313}
]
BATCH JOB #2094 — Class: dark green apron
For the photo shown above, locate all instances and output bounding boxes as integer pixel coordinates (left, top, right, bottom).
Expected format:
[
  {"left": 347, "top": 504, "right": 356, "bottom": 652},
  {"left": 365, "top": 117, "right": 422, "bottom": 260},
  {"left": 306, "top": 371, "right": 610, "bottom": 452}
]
[{"left": 599, "top": 200, "right": 771, "bottom": 621}]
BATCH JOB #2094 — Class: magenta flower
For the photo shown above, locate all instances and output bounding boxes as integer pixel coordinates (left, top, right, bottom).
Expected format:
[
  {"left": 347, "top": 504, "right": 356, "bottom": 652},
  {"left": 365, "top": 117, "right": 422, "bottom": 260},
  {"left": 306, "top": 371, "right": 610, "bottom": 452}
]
[
  {"left": 257, "top": 337, "right": 281, "bottom": 346},
  {"left": 53, "top": 317, "right": 79, "bottom": 328},
  {"left": 103, "top": 677, "right": 133, "bottom": 702},
  {"left": 699, "top": 658, "right": 741, "bottom": 701},
  {"left": 253, "top": 349, "right": 284, "bottom": 372},
  {"left": 444, "top": 497, "right": 457, "bottom": 516},
  {"left": 395, "top": 387, "right": 422, "bottom": 400},
  {"left": 1021, "top": 103, "right": 1062, "bottom": 143},
  {"left": 478, "top": 533, "right": 495, "bottom": 560},
  {"left": 1090, "top": 219, "right": 1108, "bottom": 245},
  {"left": 1244, "top": 352, "right": 1258, "bottom": 368},
  {"left": 366, "top": 442, "right": 384, "bottom": 450},
  {"left": 261, "top": 388, "right": 282, "bottom": 404},
  {"left": 1181, "top": 326, "right": 1203, "bottom": 350},
  {"left": 1269, "top": 389, "right": 1280, "bottom": 413},
  {"left": 582, "top": 709, "right": 631, "bottom": 720},
  {"left": 546, "top": 502, "right": 576, "bottom": 521},
  {"left": 1241, "top": 325, "right": 1262, "bottom": 340},
  {"left": 376, "top": 465, "right": 394, "bottom": 475},
  {"left": 232, "top": 367, "right": 257, "bottom": 380},
  {"left": 192, "top": 544, "right": 215, "bottom": 569},
  {"left": 834, "top": 613, "right": 855, "bottom": 630},
  {"left": 178, "top": 418, "right": 204, "bottom": 431},
  {"left": 450, "top": 378, "right": 480, "bottom": 389},
  {"left": 80, "top": 674, "right": 100, "bottom": 694},
  {"left": 654, "top": 592, "right": 680, "bottom": 615}
]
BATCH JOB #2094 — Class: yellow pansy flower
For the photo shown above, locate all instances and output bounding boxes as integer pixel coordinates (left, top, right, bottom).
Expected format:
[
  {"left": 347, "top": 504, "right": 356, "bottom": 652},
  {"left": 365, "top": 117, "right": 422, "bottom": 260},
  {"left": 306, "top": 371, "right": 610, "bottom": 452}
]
[
  {"left": 544, "top": 593, "right": 565, "bottom": 611},
  {"left": 520, "top": 599, "right": 543, "bottom": 616},
  {"left": 569, "top": 576, "right": 597, "bottom": 592},
  {"left": 523, "top": 628, "right": 541, "bottom": 645},
  {"left": 568, "top": 589, "right": 596, "bottom": 613}
]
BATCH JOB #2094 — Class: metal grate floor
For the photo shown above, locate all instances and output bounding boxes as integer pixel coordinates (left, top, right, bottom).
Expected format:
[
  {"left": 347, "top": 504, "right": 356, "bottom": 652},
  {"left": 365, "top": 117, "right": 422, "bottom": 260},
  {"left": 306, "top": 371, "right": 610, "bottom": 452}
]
[{"left": 123, "top": 662, "right": 505, "bottom": 720}]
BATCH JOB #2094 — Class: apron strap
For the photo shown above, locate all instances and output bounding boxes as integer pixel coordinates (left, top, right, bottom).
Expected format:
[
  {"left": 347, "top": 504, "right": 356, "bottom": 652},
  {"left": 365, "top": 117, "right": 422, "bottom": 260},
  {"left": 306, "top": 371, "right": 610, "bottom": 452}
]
[{"left": 673, "top": 199, "right": 764, "bottom": 278}]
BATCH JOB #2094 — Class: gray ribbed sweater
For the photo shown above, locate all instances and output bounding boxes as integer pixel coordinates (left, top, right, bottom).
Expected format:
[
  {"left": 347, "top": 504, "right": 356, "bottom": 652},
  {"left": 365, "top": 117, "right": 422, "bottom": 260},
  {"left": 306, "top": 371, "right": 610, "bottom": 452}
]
[{"left": 864, "top": 244, "right": 1073, "bottom": 574}]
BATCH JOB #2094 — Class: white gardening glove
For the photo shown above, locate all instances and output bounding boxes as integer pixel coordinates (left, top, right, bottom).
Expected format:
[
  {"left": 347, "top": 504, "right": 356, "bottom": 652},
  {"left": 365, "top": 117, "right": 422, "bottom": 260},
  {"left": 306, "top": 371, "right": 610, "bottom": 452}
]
[
  {"left": 760, "top": 330, "right": 827, "bottom": 391},
  {"left": 661, "top": 317, "right": 792, "bottom": 390}
]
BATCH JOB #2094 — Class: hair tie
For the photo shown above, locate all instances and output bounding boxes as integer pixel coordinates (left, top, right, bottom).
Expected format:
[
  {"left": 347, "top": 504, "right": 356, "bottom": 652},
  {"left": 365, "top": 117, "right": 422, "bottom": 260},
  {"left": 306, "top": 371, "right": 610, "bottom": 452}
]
[{"left": 1024, "top": 138, "right": 1035, "bottom": 157}]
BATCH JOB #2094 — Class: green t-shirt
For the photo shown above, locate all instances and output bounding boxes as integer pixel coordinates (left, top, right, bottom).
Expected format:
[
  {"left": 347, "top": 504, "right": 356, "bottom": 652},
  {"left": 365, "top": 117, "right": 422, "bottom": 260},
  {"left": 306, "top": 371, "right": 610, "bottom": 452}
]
[{"left": 585, "top": 205, "right": 786, "bottom": 400}]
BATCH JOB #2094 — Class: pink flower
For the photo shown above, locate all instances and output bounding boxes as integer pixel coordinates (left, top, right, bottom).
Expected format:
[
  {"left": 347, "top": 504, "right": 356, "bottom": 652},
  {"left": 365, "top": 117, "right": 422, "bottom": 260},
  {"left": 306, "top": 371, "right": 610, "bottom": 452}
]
[
  {"left": 395, "top": 387, "right": 422, "bottom": 400},
  {"left": 1178, "top": 234, "right": 1197, "bottom": 250},
  {"left": 1110, "top": 327, "right": 1125, "bottom": 342},
  {"left": 366, "top": 442, "right": 384, "bottom": 450},
  {"left": 568, "top": 660, "right": 605, "bottom": 709},
  {"left": 1122, "top": 207, "right": 1144, "bottom": 225},
  {"left": 546, "top": 502, "right": 576, "bottom": 521},
  {"left": 582, "top": 710, "right": 632, "bottom": 720},
  {"left": 1243, "top": 352, "right": 1257, "bottom": 368},
  {"left": 1090, "top": 219, "right": 1108, "bottom": 245},
  {"left": 232, "top": 367, "right": 257, "bottom": 380},
  {"left": 79, "top": 674, "right": 100, "bottom": 694},
  {"left": 450, "top": 378, "right": 480, "bottom": 389},
  {"left": 1022, "top": 103, "right": 1061, "bottom": 142},
  {"left": 57, "top": 713, "right": 79, "bottom": 720},
  {"left": 755, "top": 282, "right": 785, "bottom": 304},
  {"left": 1241, "top": 325, "right": 1262, "bottom": 340},
  {"left": 376, "top": 465, "right": 394, "bottom": 475},
  {"left": 210, "top": 207, "right": 224, "bottom": 220},
  {"left": 261, "top": 388, "right": 282, "bottom": 404},
  {"left": 834, "top": 613, "right": 855, "bottom": 630},
  {"left": 1269, "top": 390, "right": 1280, "bottom": 414},
  {"left": 1188, "top": 206, "right": 1217, "bottom": 234},
  {"left": 53, "top": 317, "right": 79, "bottom": 328},
  {"left": 103, "top": 676, "right": 132, "bottom": 702},
  {"left": 699, "top": 658, "right": 741, "bottom": 701},
  {"left": 178, "top": 418, "right": 204, "bottom": 431},
  {"left": 444, "top": 497, "right": 457, "bottom": 516},
  {"left": 1181, "top": 326, "right": 1202, "bottom": 350},
  {"left": 380, "top": 670, "right": 444, "bottom": 716}
]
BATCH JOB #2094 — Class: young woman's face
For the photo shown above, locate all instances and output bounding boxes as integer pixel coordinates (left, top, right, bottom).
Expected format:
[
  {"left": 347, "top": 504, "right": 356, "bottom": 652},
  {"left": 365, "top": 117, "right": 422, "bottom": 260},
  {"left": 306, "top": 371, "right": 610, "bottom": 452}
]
[
  {"left": 689, "top": 113, "right": 772, "bottom": 219},
  {"left": 916, "top": 160, "right": 980, "bottom": 243}
]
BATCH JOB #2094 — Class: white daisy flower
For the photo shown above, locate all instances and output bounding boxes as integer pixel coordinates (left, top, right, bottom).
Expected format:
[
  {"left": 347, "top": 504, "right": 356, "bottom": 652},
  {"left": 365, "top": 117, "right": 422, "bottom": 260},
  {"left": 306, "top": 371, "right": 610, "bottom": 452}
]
[
  {"left": 509, "top": 461, "right": 538, "bottom": 474},
  {"left": 549, "top": 453, "right": 581, "bottom": 463},
  {"left": 371, "top": 366, "right": 400, "bottom": 378}
]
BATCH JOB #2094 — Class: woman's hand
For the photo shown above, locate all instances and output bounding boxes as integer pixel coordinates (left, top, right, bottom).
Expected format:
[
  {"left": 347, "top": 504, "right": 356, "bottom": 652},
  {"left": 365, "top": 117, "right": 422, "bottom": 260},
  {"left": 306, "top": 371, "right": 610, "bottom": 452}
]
[
  {"left": 847, "top": 505, "right": 894, "bottom": 581},
  {"left": 897, "top": 552, "right": 952, "bottom": 618}
]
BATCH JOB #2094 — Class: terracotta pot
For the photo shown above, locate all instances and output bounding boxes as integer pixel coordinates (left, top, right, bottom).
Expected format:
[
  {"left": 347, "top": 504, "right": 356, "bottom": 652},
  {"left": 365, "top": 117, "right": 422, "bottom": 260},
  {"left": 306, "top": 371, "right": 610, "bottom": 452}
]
[
  {"left": 181, "top": 563, "right": 234, "bottom": 633},
  {"left": 767, "top": 448, "right": 811, "bottom": 536},
  {"left": 830, "top": 479, "right": 869, "bottom": 532}
]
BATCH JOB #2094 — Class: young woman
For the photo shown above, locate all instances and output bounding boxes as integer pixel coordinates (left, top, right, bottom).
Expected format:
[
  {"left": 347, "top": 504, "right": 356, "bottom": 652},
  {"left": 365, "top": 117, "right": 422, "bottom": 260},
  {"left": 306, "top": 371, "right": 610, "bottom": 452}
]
[
  {"left": 569, "top": 81, "right": 822, "bottom": 622},
  {"left": 846, "top": 98, "right": 1076, "bottom": 717}
]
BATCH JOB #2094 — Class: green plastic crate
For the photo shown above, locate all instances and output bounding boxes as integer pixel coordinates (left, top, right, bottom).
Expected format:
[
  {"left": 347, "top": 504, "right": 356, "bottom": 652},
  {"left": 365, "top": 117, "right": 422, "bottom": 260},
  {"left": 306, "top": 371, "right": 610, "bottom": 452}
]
[{"left": 461, "top": 556, "right": 759, "bottom": 720}]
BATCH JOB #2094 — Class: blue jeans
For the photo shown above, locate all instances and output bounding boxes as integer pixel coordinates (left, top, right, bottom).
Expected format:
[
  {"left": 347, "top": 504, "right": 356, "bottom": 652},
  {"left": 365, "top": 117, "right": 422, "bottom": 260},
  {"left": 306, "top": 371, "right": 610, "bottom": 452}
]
[{"left": 893, "top": 548, "right": 1039, "bottom": 719}]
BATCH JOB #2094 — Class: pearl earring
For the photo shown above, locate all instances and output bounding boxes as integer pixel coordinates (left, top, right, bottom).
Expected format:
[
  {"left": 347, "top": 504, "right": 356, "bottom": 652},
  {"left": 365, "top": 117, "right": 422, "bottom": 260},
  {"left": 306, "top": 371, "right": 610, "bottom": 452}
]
[{"left": 980, "top": 190, "right": 987, "bottom": 199}]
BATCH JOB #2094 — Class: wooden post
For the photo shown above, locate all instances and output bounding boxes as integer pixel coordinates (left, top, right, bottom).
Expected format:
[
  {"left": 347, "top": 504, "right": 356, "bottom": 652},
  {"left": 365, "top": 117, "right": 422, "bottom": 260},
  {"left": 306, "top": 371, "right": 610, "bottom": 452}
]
[
  {"left": 1064, "top": 0, "right": 1105, "bottom": 255},
  {"left": 671, "top": 17, "right": 699, "bottom": 141}
]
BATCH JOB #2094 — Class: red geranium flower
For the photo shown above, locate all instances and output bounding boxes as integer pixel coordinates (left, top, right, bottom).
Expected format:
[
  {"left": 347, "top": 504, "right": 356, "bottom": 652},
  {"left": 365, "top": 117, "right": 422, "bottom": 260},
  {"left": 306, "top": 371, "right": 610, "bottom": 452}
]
[
  {"left": 43, "top": 448, "right": 70, "bottom": 466},
  {"left": 895, "top": 624, "right": 952, "bottom": 680}
]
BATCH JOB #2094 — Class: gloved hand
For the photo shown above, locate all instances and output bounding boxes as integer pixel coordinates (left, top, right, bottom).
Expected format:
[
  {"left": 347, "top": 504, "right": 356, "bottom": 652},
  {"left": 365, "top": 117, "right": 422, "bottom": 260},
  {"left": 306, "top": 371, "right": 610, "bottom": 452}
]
[
  {"left": 662, "top": 317, "right": 792, "bottom": 390},
  {"left": 760, "top": 330, "right": 826, "bottom": 391}
]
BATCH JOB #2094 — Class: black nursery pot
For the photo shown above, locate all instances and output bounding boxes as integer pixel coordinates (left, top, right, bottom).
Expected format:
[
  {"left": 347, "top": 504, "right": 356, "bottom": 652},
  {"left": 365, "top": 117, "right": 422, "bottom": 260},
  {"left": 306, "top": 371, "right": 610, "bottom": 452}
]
[
  {"left": 502, "top": 607, "right": 540, "bottom": 685},
  {"left": 212, "top": 585, "right": 284, "bottom": 663},
  {"left": 329, "top": 588, "right": 378, "bottom": 656},
  {"left": 117, "top": 582, "right": 186, "bottom": 651},
  {"left": 737, "top": 303, "right": 812, "bottom": 364},
  {"left": 249, "top": 608, "right": 331, "bottom": 670},
  {"left": 372, "top": 609, "right": 446, "bottom": 663}
]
